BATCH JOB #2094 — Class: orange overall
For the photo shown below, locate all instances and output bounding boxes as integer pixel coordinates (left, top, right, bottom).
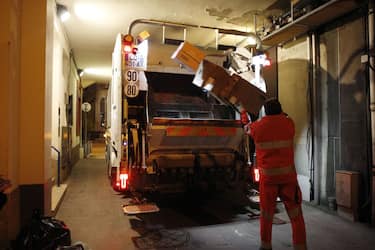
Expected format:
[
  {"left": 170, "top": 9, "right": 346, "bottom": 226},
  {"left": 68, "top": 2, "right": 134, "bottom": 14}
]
[{"left": 250, "top": 114, "right": 306, "bottom": 250}]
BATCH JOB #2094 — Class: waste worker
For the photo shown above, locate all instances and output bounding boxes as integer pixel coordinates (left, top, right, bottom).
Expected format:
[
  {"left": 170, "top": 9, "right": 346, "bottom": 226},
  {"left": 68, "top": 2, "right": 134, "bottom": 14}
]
[{"left": 243, "top": 98, "right": 307, "bottom": 250}]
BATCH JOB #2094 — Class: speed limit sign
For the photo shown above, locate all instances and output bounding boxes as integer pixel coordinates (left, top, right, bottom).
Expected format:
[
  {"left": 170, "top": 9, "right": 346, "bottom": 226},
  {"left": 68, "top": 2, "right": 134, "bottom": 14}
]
[
  {"left": 124, "top": 83, "right": 139, "bottom": 97},
  {"left": 124, "top": 69, "right": 139, "bottom": 97},
  {"left": 125, "top": 70, "right": 138, "bottom": 83},
  {"left": 81, "top": 102, "right": 91, "bottom": 112}
]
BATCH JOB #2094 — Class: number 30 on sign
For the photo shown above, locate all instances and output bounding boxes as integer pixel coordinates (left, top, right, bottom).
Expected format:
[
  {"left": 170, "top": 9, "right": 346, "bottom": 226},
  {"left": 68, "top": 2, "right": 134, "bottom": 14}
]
[{"left": 124, "top": 83, "right": 139, "bottom": 98}]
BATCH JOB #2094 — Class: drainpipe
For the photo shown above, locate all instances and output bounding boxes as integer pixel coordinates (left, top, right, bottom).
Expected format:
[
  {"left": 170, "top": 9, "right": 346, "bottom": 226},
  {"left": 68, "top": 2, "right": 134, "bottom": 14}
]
[
  {"left": 310, "top": 33, "right": 318, "bottom": 204},
  {"left": 368, "top": 2, "right": 375, "bottom": 226}
]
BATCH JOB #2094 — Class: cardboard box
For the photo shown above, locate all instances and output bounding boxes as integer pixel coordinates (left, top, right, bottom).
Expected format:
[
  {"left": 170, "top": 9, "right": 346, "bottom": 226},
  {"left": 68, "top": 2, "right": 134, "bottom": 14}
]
[
  {"left": 193, "top": 60, "right": 232, "bottom": 96},
  {"left": 171, "top": 42, "right": 205, "bottom": 72},
  {"left": 227, "top": 74, "right": 267, "bottom": 114},
  {"left": 193, "top": 60, "right": 266, "bottom": 114}
]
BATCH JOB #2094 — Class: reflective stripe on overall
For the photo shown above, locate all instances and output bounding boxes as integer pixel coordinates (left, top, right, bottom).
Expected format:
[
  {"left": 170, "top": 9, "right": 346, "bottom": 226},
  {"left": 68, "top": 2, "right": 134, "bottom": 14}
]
[{"left": 250, "top": 115, "right": 307, "bottom": 250}]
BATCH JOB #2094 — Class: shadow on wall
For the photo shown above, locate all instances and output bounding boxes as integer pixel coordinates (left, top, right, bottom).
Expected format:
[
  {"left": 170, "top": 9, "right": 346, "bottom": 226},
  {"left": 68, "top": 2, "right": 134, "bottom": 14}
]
[{"left": 277, "top": 55, "right": 371, "bottom": 222}]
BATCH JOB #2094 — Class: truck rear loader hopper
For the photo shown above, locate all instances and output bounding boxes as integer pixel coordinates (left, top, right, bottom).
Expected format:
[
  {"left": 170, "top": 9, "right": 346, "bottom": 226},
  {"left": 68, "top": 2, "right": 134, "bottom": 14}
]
[{"left": 106, "top": 34, "right": 267, "bottom": 193}]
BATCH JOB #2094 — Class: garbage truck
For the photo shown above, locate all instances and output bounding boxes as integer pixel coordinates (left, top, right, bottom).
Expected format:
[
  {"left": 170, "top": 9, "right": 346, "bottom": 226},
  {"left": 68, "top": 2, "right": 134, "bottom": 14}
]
[{"left": 105, "top": 32, "right": 268, "bottom": 193}]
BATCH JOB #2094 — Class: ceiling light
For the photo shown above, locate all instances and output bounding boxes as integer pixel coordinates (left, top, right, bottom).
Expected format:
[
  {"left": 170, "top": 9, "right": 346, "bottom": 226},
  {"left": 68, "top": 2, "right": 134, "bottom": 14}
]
[
  {"left": 247, "top": 36, "right": 257, "bottom": 46},
  {"left": 74, "top": 3, "right": 105, "bottom": 21},
  {"left": 57, "top": 4, "right": 70, "bottom": 22},
  {"left": 77, "top": 69, "right": 84, "bottom": 77},
  {"left": 84, "top": 67, "right": 111, "bottom": 78}
]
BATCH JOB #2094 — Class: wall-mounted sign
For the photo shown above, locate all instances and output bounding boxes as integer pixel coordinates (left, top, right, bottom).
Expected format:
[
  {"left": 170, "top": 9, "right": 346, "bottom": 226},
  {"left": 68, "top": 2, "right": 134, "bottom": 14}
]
[
  {"left": 124, "top": 83, "right": 139, "bottom": 98},
  {"left": 82, "top": 102, "right": 91, "bottom": 112},
  {"left": 125, "top": 70, "right": 139, "bottom": 84},
  {"left": 123, "top": 40, "right": 148, "bottom": 70}
]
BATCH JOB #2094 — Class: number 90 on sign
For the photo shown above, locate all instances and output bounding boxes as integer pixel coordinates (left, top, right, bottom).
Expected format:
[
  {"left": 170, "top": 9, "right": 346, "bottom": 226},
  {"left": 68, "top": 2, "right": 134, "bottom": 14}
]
[
  {"left": 125, "top": 83, "right": 139, "bottom": 98},
  {"left": 125, "top": 70, "right": 138, "bottom": 83}
]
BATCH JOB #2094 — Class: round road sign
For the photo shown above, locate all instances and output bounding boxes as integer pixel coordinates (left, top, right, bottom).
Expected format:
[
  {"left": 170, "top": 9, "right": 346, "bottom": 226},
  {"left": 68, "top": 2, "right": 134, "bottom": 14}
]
[{"left": 82, "top": 102, "right": 91, "bottom": 112}]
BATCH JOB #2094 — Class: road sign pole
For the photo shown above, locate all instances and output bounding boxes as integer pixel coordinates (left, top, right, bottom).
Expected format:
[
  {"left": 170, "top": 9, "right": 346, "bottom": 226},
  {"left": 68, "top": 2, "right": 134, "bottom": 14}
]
[
  {"left": 85, "top": 111, "right": 88, "bottom": 158},
  {"left": 81, "top": 102, "right": 91, "bottom": 158}
]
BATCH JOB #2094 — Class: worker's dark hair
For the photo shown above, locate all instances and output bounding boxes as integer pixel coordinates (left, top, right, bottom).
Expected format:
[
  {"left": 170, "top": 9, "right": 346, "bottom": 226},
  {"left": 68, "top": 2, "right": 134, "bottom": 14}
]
[{"left": 264, "top": 98, "right": 282, "bottom": 115}]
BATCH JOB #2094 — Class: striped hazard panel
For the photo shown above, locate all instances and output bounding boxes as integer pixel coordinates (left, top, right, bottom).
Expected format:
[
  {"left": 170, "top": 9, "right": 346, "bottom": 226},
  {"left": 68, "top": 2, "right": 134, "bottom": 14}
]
[{"left": 166, "top": 126, "right": 237, "bottom": 136}]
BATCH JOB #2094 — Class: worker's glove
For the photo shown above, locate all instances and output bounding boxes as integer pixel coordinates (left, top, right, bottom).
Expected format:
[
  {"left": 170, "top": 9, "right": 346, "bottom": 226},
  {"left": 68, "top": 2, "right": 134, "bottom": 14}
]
[
  {"left": 244, "top": 123, "right": 251, "bottom": 135},
  {"left": 241, "top": 110, "right": 252, "bottom": 135},
  {"left": 240, "top": 110, "right": 250, "bottom": 125}
]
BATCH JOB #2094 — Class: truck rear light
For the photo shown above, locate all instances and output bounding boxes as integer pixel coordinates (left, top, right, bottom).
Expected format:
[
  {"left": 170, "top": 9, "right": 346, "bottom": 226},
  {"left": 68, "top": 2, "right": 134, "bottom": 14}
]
[
  {"left": 124, "top": 45, "right": 132, "bottom": 53},
  {"left": 253, "top": 167, "right": 260, "bottom": 182},
  {"left": 122, "top": 34, "right": 134, "bottom": 54},
  {"left": 119, "top": 173, "right": 128, "bottom": 190}
]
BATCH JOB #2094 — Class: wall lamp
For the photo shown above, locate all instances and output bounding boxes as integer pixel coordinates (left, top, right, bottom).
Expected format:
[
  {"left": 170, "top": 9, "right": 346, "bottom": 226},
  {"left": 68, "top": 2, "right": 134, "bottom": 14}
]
[
  {"left": 57, "top": 4, "right": 70, "bottom": 22},
  {"left": 77, "top": 69, "right": 84, "bottom": 77}
]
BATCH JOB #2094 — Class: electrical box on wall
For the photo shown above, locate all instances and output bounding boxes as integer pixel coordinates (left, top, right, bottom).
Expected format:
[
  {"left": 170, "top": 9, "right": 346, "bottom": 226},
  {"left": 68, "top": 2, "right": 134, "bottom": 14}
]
[{"left": 336, "top": 170, "right": 360, "bottom": 221}]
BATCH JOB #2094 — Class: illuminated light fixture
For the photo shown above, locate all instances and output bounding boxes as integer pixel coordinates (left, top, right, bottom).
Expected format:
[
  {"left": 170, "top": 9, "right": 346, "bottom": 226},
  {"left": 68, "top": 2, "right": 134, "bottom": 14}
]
[
  {"left": 77, "top": 69, "right": 84, "bottom": 77},
  {"left": 84, "top": 67, "right": 112, "bottom": 78},
  {"left": 252, "top": 53, "right": 271, "bottom": 67},
  {"left": 203, "top": 83, "right": 214, "bottom": 91},
  {"left": 57, "top": 4, "right": 70, "bottom": 22},
  {"left": 119, "top": 173, "right": 128, "bottom": 190},
  {"left": 122, "top": 34, "right": 134, "bottom": 53},
  {"left": 253, "top": 167, "right": 260, "bottom": 182},
  {"left": 247, "top": 36, "right": 257, "bottom": 46},
  {"left": 124, "top": 45, "right": 132, "bottom": 53},
  {"left": 263, "top": 59, "right": 271, "bottom": 67},
  {"left": 74, "top": 3, "right": 105, "bottom": 21}
]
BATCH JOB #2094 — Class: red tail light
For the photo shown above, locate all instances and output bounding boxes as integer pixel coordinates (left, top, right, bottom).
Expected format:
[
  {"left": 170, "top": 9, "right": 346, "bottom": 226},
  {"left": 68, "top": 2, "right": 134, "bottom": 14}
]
[
  {"left": 253, "top": 167, "right": 260, "bottom": 182},
  {"left": 119, "top": 173, "right": 128, "bottom": 190},
  {"left": 122, "top": 34, "right": 134, "bottom": 54},
  {"left": 124, "top": 45, "right": 132, "bottom": 53}
]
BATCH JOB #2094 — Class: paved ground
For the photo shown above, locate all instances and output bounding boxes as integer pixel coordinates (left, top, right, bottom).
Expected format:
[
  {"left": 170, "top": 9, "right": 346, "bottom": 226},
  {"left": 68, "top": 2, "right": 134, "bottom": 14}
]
[{"left": 56, "top": 155, "right": 375, "bottom": 250}]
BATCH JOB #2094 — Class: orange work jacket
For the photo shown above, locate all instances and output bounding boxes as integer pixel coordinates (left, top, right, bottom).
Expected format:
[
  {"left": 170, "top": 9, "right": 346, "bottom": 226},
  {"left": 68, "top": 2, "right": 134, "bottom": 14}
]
[{"left": 250, "top": 114, "right": 297, "bottom": 184}]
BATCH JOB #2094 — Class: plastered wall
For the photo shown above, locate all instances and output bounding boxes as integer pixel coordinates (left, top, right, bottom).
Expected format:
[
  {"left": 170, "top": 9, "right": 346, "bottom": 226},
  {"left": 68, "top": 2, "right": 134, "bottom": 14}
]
[
  {"left": 278, "top": 37, "right": 311, "bottom": 201},
  {"left": 0, "top": 0, "right": 22, "bottom": 245},
  {"left": 51, "top": 8, "right": 81, "bottom": 184}
]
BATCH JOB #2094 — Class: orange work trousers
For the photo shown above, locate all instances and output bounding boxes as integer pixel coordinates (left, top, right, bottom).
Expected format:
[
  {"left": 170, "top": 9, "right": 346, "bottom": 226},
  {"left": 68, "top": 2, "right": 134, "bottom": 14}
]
[{"left": 259, "top": 181, "right": 306, "bottom": 248}]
